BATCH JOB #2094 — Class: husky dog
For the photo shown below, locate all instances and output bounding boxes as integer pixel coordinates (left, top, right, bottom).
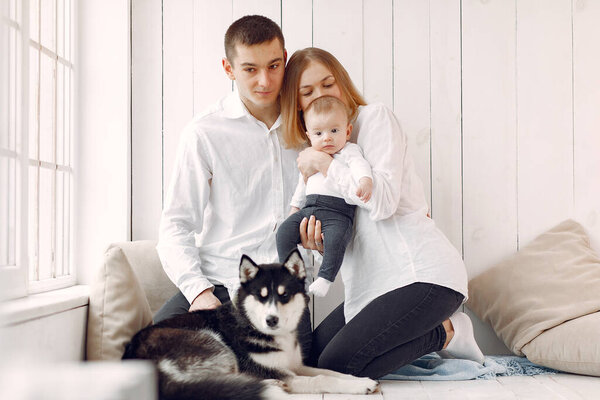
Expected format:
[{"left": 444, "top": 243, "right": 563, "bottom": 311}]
[{"left": 123, "top": 250, "right": 379, "bottom": 400}]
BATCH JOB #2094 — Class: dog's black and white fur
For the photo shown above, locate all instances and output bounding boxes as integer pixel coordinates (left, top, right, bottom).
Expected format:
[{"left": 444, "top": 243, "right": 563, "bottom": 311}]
[{"left": 123, "top": 250, "right": 379, "bottom": 400}]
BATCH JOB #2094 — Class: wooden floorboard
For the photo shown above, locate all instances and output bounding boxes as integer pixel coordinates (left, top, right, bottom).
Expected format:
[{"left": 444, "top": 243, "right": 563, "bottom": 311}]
[{"left": 291, "top": 374, "right": 600, "bottom": 400}]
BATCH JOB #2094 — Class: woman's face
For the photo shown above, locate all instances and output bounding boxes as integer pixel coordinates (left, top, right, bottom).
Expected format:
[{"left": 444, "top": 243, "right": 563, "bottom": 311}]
[{"left": 297, "top": 61, "right": 344, "bottom": 111}]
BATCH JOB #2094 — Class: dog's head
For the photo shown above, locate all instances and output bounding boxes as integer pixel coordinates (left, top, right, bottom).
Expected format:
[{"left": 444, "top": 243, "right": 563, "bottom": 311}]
[{"left": 237, "top": 250, "right": 309, "bottom": 336}]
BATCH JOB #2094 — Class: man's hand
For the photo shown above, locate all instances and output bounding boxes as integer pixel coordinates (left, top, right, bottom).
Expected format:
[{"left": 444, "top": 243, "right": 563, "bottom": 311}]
[
  {"left": 356, "top": 177, "right": 373, "bottom": 202},
  {"left": 189, "top": 288, "right": 222, "bottom": 312},
  {"left": 299, "top": 215, "right": 324, "bottom": 254}
]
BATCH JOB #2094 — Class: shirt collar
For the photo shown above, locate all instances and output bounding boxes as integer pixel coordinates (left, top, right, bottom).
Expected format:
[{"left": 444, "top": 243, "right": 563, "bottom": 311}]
[
  {"left": 222, "top": 88, "right": 248, "bottom": 120},
  {"left": 223, "top": 88, "right": 282, "bottom": 133}
]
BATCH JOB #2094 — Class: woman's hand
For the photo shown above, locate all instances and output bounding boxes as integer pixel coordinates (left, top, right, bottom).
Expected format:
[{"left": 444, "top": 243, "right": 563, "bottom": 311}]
[
  {"left": 299, "top": 215, "right": 324, "bottom": 254},
  {"left": 297, "top": 147, "right": 333, "bottom": 181}
]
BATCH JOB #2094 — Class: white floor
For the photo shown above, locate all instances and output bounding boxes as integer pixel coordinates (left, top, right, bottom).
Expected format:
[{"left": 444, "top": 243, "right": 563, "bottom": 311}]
[{"left": 287, "top": 374, "right": 600, "bottom": 399}]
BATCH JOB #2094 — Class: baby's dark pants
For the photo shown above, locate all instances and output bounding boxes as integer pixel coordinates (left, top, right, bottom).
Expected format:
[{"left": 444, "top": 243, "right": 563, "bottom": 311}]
[{"left": 276, "top": 194, "right": 356, "bottom": 283}]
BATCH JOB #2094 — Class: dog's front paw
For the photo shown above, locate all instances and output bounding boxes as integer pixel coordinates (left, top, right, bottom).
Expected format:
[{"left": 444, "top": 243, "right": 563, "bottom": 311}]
[
  {"left": 360, "top": 377, "right": 380, "bottom": 394},
  {"left": 263, "top": 379, "right": 290, "bottom": 393},
  {"left": 343, "top": 377, "right": 380, "bottom": 394}
]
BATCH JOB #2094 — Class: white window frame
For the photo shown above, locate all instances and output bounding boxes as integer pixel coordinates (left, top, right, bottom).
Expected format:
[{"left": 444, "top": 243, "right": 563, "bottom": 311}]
[
  {"left": 1, "top": 0, "right": 29, "bottom": 300},
  {"left": 0, "top": 0, "right": 75, "bottom": 300},
  {"left": 27, "top": 0, "right": 75, "bottom": 294}
]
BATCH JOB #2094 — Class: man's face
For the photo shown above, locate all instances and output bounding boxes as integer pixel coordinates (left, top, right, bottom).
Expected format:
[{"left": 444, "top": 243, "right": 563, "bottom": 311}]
[{"left": 223, "top": 39, "right": 286, "bottom": 112}]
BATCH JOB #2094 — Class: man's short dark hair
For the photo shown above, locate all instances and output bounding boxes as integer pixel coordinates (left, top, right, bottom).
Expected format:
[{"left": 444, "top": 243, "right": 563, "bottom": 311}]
[{"left": 224, "top": 15, "right": 285, "bottom": 63}]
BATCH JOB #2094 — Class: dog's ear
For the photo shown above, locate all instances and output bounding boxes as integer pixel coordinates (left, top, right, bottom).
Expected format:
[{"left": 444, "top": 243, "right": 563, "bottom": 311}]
[
  {"left": 283, "top": 249, "right": 306, "bottom": 280},
  {"left": 240, "top": 255, "right": 259, "bottom": 283}
]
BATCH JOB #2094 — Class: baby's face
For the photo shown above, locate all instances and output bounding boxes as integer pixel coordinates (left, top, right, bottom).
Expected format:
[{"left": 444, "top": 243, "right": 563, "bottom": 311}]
[{"left": 305, "top": 108, "right": 351, "bottom": 155}]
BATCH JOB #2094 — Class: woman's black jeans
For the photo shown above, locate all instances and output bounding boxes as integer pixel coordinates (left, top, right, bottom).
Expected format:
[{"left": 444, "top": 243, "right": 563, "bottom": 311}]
[{"left": 310, "top": 282, "right": 464, "bottom": 379}]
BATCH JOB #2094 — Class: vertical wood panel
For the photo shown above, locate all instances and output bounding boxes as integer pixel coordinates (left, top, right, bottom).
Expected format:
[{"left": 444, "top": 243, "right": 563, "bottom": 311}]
[
  {"left": 193, "top": 0, "right": 232, "bottom": 115},
  {"left": 282, "top": 0, "right": 313, "bottom": 57},
  {"left": 163, "top": 0, "right": 194, "bottom": 196},
  {"left": 363, "top": 0, "right": 393, "bottom": 109},
  {"left": 393, "top": 0, "right": 431, "bottom": 210},
  {"left": 429, "top": 0, "right": 462, "bottom": 250},
  {"left": 312, "top": 0, "right": 364, "bottom": 326},
  {"left": 131, "top": 0, "right": 162, "bottom": 240},
  {"left": 462, "top": 0, "right": 517, "bottom": 355},
  {"left": 516, "top": 0, "right": 573, "bottom": 245},
  {"left": 232, "top": 0, "right": 280, "bottom": 25},
  {"left": 313, "top": 0, "right": 363, "bottom": 92},
  {"left": 573, "top": 0, "right": 600, "bottom": 251}
]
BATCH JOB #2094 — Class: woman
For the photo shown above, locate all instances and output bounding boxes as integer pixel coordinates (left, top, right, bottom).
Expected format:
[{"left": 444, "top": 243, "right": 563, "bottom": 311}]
[{"left": 280, "top": 48, "right": 484, "bottom": 379}]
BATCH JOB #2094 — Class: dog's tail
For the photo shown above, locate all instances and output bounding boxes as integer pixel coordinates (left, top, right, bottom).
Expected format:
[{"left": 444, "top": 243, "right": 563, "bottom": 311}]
[{"left": 161, "top": 374, "right": 287, "bottom": 400}]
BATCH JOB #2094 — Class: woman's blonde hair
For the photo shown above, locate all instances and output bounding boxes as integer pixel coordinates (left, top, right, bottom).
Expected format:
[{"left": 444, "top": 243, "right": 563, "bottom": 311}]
[{"left": 281, "top": 48, "right": 366, "bottom": 149}]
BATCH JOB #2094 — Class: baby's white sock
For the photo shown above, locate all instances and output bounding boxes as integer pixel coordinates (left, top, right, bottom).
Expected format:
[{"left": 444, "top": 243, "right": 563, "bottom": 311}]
[
  {"left": 439, "top": 312, "right": 485, "bottom": 364},
  {"left": 308, "top": 277, "right": 332, "bottom": 297}
]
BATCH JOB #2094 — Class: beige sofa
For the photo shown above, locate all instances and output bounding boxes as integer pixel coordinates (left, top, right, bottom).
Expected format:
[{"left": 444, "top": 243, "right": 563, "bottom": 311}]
[
  {"left": 87, "top": 221, "right": 600, "bottom": 376},
  {"left": 86, "top": 241, "right": 178, "bottom": 360}
]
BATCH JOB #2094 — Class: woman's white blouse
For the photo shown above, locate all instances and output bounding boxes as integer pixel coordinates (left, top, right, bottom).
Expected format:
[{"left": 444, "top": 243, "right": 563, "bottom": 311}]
[{"left": 325, "top": 103, "right": 469, "bottom": 322}]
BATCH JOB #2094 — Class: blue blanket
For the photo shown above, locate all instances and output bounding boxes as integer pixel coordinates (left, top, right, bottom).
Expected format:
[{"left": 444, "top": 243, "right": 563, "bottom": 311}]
[{"left": 382, "top": 353, "right": 558, "bottom": 381}]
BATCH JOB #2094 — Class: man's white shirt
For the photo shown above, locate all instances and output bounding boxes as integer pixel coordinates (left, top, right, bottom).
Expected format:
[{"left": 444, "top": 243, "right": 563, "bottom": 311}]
[{"left": 157, "top": 91, "right": 299, "bottom": 303}]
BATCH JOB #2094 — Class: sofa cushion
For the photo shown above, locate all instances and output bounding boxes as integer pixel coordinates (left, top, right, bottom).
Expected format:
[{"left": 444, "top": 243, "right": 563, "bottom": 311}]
[
  {"left": 467, "top": 219, "right": 600, "bottom": 367},
  {"left": 86, "top": 241, "right": 177, "bottom": 360}
]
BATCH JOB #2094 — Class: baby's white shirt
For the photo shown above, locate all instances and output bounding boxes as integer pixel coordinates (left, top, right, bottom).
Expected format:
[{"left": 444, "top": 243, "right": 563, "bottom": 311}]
[{"left": 290, "top": 142, "right": 372, "bottom": 209}]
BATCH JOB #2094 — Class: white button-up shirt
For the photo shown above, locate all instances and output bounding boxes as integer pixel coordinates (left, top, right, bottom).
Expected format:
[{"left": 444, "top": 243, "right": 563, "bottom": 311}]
[
  {"left": 324, "top": 103, "right": 469, "bottom": 322},
  {"left": 157, "top": 92, "right": 299, "bottom": 303}
]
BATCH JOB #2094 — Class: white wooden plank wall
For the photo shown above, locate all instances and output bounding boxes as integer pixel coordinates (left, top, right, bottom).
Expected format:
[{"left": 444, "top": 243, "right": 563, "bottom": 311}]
[
  {"left": 131, "top": 0, "right": 600, "bottom": 355},
  {"left": 461, "top": 0, "right": 518, "bottom": 354}
]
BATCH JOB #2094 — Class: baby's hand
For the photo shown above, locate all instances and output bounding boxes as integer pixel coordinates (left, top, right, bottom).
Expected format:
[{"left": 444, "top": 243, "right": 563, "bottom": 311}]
[
  {"left": 308, "top": 277, "right": 332, "bottom": 297},
  {"left": 356, "top": 177, "right": 373, "bottom": 202}
]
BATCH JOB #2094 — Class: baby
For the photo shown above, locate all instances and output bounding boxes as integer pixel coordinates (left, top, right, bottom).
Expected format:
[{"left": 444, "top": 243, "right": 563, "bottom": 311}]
[{"left": 276, "top": 96, "right": 373, "bottom": 297}]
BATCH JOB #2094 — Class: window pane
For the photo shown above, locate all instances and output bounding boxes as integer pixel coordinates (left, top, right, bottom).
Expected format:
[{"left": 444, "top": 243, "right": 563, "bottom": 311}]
[
  {"left": 63, "top": 169, "right": 70, "bottom": 275},
  {"left": 0, "top": 157, "right": 8, "bottom": 266},
  {"left": 64, "top": 0, "right": 70, "bottom": 61},
  {"left": 1, "top": 20, "right": 8, "bottom": 152},
  {"left": 65, "top": 66, "right": 71, "bottom": 165},
  {"left": 28, "top": 165, "right": 39, "bottom": 280},
  {"left": 56, "top": 61, "right": 64, "bottom": 165},
  {"left": 0, "top": 157, "right": 16, "bottom": 267},
  {"left": 38, "top": 166, "right": 53, "bottom": 280},
  {"left": 9, "top": 0, "right": 16, "bottom": 21},
  {"left": 29, "top": 46, "right": 39, "bottom": 160},
  {"left": 30, "top": 0, "right": 40, "bottom": 42},
  {"left": 39, "top": 51, "right": 54, "bottom": 164},
  {"left": 40, "top": 0, "right": 55, "bottom": 52},
  {"left": 55, "top": 169, "right": 64, "bottom": 276},
  {"left": 9, "top": 26, "right": 17, "bottom": 151},
  {"left": 56, "top": 0, "right": 64, "bottom": 58}
]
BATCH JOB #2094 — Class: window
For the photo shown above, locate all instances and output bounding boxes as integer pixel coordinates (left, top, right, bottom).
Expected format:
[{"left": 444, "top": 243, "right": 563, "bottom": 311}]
[{"left": 1, "top": 0, "right": 74, "bottom": 299}]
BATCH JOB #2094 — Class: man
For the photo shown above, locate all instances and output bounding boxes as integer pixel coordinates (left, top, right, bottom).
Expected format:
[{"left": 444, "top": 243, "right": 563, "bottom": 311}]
[{"left": 155, "top": 15, "right": 312, "bottom": 359}]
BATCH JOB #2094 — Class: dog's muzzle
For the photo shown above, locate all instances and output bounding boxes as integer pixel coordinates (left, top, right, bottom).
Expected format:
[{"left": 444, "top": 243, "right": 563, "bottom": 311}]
[{"left": 266, "top": 315, "right": 279, "bottom": 328}]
